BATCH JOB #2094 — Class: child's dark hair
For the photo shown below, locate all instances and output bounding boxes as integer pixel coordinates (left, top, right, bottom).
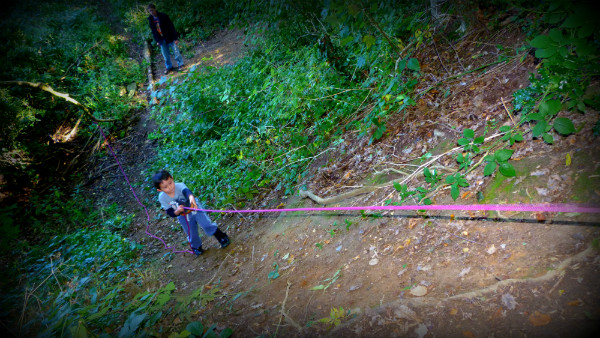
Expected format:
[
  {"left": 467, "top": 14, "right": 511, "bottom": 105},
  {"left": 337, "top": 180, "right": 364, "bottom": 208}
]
[
  {"left": 147, "top": 3, "right": 156, "bottom": 10},
  {"left": 152, "top": 169, "right": 172, "bottom": 189}
]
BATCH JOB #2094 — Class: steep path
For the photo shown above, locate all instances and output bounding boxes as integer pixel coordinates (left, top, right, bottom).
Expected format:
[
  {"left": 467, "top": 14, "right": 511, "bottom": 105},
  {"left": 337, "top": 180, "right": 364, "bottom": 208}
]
[{"left": 84, "top": 15, "right": 600, "bottom": 338}]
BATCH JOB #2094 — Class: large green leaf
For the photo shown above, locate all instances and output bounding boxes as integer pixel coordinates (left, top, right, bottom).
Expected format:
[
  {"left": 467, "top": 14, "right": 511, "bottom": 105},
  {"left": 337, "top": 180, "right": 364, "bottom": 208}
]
[
  {"left": 539, "top": 99, "right": 562, "bottom": 117},
  {"left": 407, "top": 58, "right": 420, "bottom": 71},
  {"left": 494, "top": 149, "right": 514, "bottom": 162},
  {"left": 498, "top": 162, "right": 516, "bottom": 177},
  {"left": 187, "top": 322, "right": 204, "bottom": 336},
  {"left": 119, "top": 312, "right": 147, "bottom": 338},
  {"left": 532, "top": 120, "right": 548, "bottom": 138},
  {"left": 483, "top": 161, "right": 496, "bottom": 176},
  {"left": 535, "top": 48, "right": 556, "bottom": 58},
  {"left": 530, "top": 35, "right": 553, "bottom": 49},
  {"left": 553, "top": 117, "right": 575, "bottom": 135}
]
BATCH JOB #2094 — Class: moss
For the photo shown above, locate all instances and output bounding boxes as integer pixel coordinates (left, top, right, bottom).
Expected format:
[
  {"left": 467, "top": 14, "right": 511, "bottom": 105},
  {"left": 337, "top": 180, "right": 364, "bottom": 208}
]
[{"left": 570, "top": 165, "right": 600, "bottom": 202}]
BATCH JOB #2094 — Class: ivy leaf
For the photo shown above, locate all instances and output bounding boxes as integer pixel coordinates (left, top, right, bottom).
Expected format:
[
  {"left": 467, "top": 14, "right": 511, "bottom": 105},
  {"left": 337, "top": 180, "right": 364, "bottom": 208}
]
[
  {"left": 543, "top": 132, "right": 554, "bottom": 144},
  {"left": 483, "top": 161, "right": 497, "bottom": 176},
  {"left": 498, "top": 162, "right": 516, "bottom": 177},
  {"left": 494, "top": 149, "right": 514, "bottom": 162},
  {"left": 553, "top": 117, "right": 575, "bottom": 135},
  {"left": 407, "top": 58, "right": 420, "bottom": 71},
  {"left": 393, "top": 181, "right": 403, "bottom": 192}
]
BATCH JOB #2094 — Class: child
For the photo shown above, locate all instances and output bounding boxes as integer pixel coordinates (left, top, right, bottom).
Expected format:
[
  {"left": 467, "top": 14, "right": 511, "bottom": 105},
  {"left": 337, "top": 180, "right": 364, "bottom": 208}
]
[
  {"left": 147, "top": 4, "right": 184, "bottom": 74},
  {"left": 152, "top": 169, "right": 230, "bottom": 256}
]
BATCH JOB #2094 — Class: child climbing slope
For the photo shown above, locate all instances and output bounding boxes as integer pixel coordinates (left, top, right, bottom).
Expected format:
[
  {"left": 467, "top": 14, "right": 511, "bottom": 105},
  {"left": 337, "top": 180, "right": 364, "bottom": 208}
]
[{"left": 153, "top": 169, "right": 230, "bottom": 255}]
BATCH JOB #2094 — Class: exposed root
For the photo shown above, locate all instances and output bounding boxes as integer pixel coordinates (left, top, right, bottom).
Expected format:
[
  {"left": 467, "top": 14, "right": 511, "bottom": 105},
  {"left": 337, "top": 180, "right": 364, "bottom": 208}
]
[
  {"left": 299, "top": 186, "right": 383, "bottom": 205},
  {"left": 327, "top": 245, "right": 598, "bottom": 336}
]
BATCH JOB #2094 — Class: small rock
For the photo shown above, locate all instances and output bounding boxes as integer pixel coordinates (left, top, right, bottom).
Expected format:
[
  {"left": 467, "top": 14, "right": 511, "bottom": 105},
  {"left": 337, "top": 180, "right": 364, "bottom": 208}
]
[
  {"left": 420, "top": 280, "right": 431, "bottom": 287},
  {"left": 410, "top": 285, "right": 428, "bottom": 297},
  {"left": 458, "top": 267, "right": 471, "bottom": 277},
  {"left": 487, "top": 244, "right": 497, "bottom": 255},
  {"left": 415, "top": 323, "right": 428, "bottom": 338},
  {"left": 369, "top": 258, "right": 379, "bottom": 265},
  {"left": 336, "top": 245, "right": 343, "bottom": 251},
  {"left": 501, "top": 293, "right": 517, "bottom": 310},
  {"left": 349, "top": 284, "right": 361, "bottom": 292},
  {"left": 433, "top": 129, "right": 445, "bottom": 138},
  {"left": 417, "top": 265, "right": 432, "bottom": 271},
  {"left": 397, "top": 269, "right": 407, "bottom": 277},
  {"left": 571, "top": 233, "right": 585, "bottom": 241}
]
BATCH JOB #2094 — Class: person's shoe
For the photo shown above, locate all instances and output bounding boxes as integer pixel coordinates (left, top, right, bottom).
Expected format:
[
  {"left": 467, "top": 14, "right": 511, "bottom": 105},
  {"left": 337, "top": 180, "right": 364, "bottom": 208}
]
[
  {"left": 213, "top": 229, "right": 230, "bottom": 248},
  {"left": 219, "top": 236, "right": 230, "bottom": 249},
  {"left": 192, "top": 247, "right": 204, "bottom": 256}
]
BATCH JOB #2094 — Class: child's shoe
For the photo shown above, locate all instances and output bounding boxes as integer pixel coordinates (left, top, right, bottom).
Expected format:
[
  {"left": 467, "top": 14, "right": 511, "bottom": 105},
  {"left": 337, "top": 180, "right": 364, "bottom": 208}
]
[
  {"left": 192, "top": 247, "right": 204, "bottom": 256},
  {"left": 213, "top": 229, "right": 230, "bottom": 248},
  {"left": 219, "top": 236, "right": 230, "bottom": 249}
]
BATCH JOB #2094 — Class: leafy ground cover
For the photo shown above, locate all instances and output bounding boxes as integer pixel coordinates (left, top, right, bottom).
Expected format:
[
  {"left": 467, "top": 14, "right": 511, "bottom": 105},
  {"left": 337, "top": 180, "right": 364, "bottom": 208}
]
[{"left": 2, "top": 0, "right": 599, "bottom": 337}]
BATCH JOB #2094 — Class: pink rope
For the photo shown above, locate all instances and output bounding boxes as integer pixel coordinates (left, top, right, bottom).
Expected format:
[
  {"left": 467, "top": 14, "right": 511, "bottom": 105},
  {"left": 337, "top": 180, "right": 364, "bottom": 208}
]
[
  {"left": 96, "top": 124, "right": 192, "bottom": 254},
  {"left": 95, "top": 124, "right": 599, "bottom": 256},
  {"left": 184, "top": 203, "right": 600, "bottom": 214}
]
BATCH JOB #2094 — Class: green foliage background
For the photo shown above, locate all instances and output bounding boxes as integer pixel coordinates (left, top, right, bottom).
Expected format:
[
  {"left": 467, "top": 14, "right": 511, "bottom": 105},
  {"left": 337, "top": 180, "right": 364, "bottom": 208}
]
[{"left": 0, "top": 0, "right": 598, "bottom": 337}]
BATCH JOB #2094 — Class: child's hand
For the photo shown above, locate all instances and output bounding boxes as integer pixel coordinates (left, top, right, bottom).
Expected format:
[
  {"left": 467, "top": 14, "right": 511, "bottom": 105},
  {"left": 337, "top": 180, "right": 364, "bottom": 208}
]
[
  {"left": 189, "top": 196, "right": 198, "bottom": 210},
  {"left": 175, "top": 205, "right": 185, "bottom": 215}
]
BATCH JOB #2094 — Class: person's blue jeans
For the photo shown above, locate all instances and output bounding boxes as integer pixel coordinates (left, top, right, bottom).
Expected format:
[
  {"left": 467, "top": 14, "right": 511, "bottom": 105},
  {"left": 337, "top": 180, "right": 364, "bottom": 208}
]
[
  {"left": 159, "top": 41, "right": 183, "bottom": 70},
  {"left": 177, "top": 206, "right": 218, "bottom": 249}
]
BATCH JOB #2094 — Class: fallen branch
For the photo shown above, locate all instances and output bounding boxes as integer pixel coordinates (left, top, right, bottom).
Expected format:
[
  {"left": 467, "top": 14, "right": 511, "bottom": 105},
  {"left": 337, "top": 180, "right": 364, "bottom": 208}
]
[{"left": 0, "top": 81, "right": 117, "bottom": 123}]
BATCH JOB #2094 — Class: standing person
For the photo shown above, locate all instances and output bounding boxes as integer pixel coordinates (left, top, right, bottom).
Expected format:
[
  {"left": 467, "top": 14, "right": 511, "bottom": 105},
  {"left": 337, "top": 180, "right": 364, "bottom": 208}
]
[
  {"left": 147, "top": 4, "right": 184, "bottom": 74},
  {"left": 153, "top": 169, "right": 230, "bottom": 256}
]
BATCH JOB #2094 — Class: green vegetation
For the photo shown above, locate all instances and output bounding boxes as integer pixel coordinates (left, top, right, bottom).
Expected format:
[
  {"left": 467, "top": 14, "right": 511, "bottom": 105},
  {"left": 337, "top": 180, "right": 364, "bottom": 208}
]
[{"left": 1, "top": 0, "right": 598, "bottom": 336}]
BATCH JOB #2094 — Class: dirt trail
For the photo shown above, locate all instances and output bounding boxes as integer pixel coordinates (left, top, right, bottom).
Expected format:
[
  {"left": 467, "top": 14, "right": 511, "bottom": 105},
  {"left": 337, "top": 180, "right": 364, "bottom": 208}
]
[{"left": 88, "top": 21, "right": 600, "bottom": 338}]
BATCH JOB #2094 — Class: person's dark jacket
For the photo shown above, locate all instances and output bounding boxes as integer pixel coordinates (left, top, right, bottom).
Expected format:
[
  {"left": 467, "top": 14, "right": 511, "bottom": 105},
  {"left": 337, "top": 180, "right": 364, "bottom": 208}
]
[{"left": 148, "top": 12, "right": 180, "bottom": 44}]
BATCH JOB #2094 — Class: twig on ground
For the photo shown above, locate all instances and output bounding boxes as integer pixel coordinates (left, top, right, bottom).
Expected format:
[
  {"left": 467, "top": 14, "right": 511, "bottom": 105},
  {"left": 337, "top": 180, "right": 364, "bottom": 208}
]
[
  {"left": 449, "top": 231, "right": 485, "bottom": 246},
  {"left": 275, "top": 281, "right": 302, "bottom": 337},
  {"left": 501, "top": 96, "right": 516, "bottom": 127}
]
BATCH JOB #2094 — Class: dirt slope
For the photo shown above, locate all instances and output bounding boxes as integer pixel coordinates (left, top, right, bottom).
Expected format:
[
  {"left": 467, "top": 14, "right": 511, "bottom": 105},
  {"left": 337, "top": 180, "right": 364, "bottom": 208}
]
[{"left": 85, "top": 21, "right": 600, "bottom": 338}]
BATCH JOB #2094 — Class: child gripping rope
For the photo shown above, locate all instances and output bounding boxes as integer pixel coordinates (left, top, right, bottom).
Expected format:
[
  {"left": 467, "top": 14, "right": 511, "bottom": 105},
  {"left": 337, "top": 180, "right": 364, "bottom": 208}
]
[{"left": 152, "top": 169, "right": 230, "bottom": 256}]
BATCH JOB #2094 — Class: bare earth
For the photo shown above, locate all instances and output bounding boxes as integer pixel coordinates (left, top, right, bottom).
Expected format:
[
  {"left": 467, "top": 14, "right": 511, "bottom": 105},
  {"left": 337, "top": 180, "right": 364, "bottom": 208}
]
[{"left": 85, "top": 23, "right": 600, "bottom": 338}]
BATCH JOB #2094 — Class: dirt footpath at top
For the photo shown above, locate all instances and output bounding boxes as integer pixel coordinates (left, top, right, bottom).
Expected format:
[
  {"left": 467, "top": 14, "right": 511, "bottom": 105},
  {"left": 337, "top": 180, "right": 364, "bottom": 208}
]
[{"left": 131, "top": 25, "right": 600, "bottom": 337}]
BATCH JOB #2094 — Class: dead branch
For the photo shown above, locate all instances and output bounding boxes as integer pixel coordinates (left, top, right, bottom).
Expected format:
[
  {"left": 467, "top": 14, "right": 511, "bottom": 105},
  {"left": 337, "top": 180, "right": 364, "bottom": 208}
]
[{"left": 0, "top": 80, "right": 117, "bottom": 122}]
